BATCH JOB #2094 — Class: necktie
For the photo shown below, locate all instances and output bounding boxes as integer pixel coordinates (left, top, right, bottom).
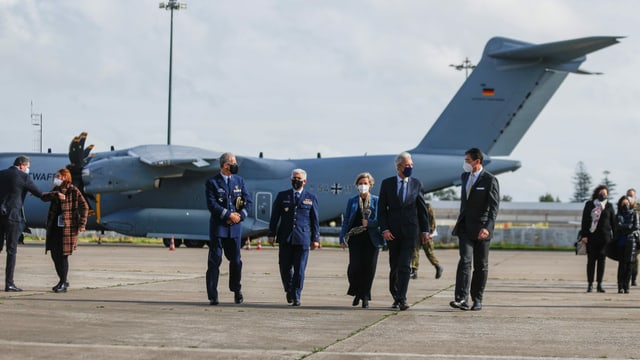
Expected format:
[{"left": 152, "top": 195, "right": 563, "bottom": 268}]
[
  {"left": 466, "top": 174, "right": 475, "bottom": 199},
  {"left": 398, "top": 180, "right": 406, "bottom": 203},
  {"left": 294, "top": 191, "right": 300, "bottom": 206}
]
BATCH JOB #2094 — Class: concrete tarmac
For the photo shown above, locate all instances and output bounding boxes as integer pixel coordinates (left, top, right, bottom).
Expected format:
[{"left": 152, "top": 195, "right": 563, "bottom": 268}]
[{"left": 0, "top": 243, "right": 638, "bottom": 360}]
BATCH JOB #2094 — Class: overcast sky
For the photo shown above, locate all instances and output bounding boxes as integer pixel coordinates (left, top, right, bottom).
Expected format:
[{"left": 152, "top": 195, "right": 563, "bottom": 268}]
[{"left": 1, "top": 0, "right": 638, "bottom": 201}]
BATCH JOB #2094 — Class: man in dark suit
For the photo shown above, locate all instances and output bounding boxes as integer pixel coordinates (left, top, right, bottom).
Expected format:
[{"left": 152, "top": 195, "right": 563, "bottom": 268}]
[
  {"left": 378, "top": 152, "right": 430, "bottom": 311},
  {"left": 205, "top": 152, "right": 252, "bottom": 305},
  {"left": 0, "top": 155, "right": 44, "bottom": 292},
  {"left": 450, "top": 148, "right": 500, "bottom": 311},
  {"left": 268, "top": 169, "right": 320, "bottom": 306}
]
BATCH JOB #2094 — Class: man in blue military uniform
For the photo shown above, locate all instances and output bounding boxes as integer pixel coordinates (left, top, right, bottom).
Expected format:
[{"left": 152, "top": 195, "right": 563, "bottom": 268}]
[
  {"left": 268, "top": 169, "right": 320, "bottom": 306},
  {"left": 205, "top": 152, "right": 252, "bottom": 305}
]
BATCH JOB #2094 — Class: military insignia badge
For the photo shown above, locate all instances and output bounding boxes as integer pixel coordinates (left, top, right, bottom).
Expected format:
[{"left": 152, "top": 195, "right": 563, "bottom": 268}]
[{"left": 235, "top": 196, "right": 245, "bottom": 211}]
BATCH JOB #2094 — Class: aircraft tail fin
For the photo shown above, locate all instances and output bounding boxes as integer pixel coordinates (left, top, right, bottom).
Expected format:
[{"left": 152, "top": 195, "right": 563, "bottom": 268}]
[{"left": 411, "top": 36, "right": 622, "bottom": 156}]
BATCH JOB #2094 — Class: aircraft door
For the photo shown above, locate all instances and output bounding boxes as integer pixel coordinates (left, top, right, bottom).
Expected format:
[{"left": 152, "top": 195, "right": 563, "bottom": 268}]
[{"left": 255, "top": 192, "right": 272, "bottom": 223}]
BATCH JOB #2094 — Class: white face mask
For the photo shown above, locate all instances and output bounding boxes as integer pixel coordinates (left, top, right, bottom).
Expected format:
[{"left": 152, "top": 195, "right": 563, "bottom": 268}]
[
  {"left": 357, "top": 184, "right": 369, "bottom": 194},
  {"left": 53, "top": 178, "right": 63, "bottom": 187},
  {"left": 462, "top": 161, "right": 473, "bottom": 173},
  {"left": 24, "top": 167, "right": 30, "bottom": 174}
]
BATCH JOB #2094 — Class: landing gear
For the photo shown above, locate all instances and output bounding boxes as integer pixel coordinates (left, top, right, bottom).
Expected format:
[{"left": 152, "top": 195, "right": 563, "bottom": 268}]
[
  {"left": 163, "top": 238, "right": 183, "bottom": 248},
  {"left": 184, "top": 239, "right": 206, "bottom": 248}
]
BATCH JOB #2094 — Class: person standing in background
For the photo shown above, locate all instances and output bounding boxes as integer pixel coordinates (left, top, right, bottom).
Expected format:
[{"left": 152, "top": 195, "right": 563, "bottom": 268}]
[{"left": 579, "top": 185, "right": 615, "bottom": 293}]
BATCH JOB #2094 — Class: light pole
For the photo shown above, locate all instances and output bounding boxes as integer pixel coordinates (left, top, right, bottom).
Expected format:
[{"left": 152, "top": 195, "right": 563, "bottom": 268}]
[
  {"left": 159, "top": 0, "right": 187, "bottom": 145},
  {"left": 449, "top": 57, "right": 476, "bottom": 79}
]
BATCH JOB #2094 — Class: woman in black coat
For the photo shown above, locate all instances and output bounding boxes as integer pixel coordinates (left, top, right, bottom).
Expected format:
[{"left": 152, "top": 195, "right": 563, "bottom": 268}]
[
  {"left": 580, "top": 185, "right": 615, "bottom": 293},
  {"left": 611, "top": 196, "right": 640, "bottom": 293}
]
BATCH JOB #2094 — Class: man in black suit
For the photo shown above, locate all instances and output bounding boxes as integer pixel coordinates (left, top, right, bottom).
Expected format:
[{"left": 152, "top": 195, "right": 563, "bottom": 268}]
[
  {"left": 378, "top": 152, "right": 430, "bottom": 311},
  {"left": 0, "top": 156, "right": 44, "bottom": 292},
  {"left": 450, "top": 148, "right": 500, "bottom": 311}
]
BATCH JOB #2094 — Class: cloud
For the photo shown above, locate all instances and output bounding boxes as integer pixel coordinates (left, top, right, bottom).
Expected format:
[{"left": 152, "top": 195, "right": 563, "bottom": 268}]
[{"left": 0, "top": 0, "right": 637, "bottom": 201}]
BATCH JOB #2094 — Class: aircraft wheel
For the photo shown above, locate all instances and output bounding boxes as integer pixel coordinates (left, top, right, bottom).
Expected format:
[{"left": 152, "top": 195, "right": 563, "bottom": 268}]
[{"left": 184, "top": 239, "right": 206, "bottom": 248}]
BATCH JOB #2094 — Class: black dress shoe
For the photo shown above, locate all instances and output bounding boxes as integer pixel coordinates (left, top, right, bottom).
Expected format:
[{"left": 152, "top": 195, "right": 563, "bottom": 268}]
[
  {"left": 597, "top": 285, "right": 606, "bottom": 293},
  {"left": 435, "top": 265, "right": 443, "bottom": 279},
  {"left": 410, "top": 268, "right": 417, "bottom": 279},
  {"left": 391, "top": 300, "right": 399, "bottom": 309},
  {"left": 361, "top": 299, "right": 369, "bottom": 308},
  {"left": 398, "top": 302, "right": 410, "bottom": 311},
  {"left": 471, "top": 302, "right": 482, "bottom": 311},
  {"left": 632, "top": 279, "right": 637, "bottom": 286},
  {"left": 352, "top": 296, "right": 360, "bottom": 306},
  {"left": 449, "top": 300, "right": 469, "bottom": 310},
  {"left": 234, "top": 291, "right": 243, "bottom": 304},
  {"left": 5, "top": 285, "right": 22, "bottom": 292},
  {"left": 52, "top": 281, "right": 69, "bottom": 292},
  {"left": 54, "top": 283, "right": 67, "bottom": 293},
  {"left": 209, "top": 298, "right": 219, "bottom": 306},
  {"left": 291, "top": 299, "right": 301, "bottom": 306},
  {"left": 286, "top": 292, "right": 293, "bottom": 304}
]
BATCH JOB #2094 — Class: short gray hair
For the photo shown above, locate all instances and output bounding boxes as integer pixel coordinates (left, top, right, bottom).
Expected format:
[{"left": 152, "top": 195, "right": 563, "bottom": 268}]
[
  {"left": 219, "top": 152, "right": 235, "bottom": 167},
  {"left": 394, "top": 152, "right": 411, "bottom": 166},
  {"left": 291, "top": 168, "right": 307, "bottom": 180}
]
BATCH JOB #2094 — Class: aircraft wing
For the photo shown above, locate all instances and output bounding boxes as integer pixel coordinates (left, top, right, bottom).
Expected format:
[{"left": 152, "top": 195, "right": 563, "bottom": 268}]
[
  {"left": 82, "top": 144, "right": 222, "bottom": 194},
  {"left": 128, "top": 145, "right": 220, "bottom": 169}
]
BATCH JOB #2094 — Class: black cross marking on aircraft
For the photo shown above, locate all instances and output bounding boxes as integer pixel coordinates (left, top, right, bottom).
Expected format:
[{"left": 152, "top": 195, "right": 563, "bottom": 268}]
[{"left": 331, "top": 183, "right": 343, "bottom": 195}]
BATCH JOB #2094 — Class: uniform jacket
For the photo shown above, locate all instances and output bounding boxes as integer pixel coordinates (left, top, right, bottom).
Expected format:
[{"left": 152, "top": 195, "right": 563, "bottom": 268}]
[
  {"left": 205, "top": 173, "right": 252, "bottom": 239},
  {"left": 453, "top": 169, "right": 500, "bottom": 239},
  {"left": 339, "top": 194, "right": 385, "bottom": 248},
  {"left": 0, "top": 166, "right": 43, "bottom": 223},
  {"left": 377, "top": 176, "right": 429, "bottom": 240},
  {"left": 42, "top": 184, "right": 89, "bottom": 255},
  {"left": 268, "top": 188, "right": 320, "bottom": 248},
  {"left": 580, "top": 199, "right": 615, "bottom": 245}
]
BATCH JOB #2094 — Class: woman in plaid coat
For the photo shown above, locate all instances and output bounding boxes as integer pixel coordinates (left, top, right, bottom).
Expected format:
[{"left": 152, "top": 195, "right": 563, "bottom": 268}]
[{"left": 41, "top": 168, "right": 89, "bottom": 293}]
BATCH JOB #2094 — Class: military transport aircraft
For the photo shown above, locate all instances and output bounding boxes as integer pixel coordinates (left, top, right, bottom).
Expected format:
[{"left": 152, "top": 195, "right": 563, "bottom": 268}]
[{"left": 0, "top": 36, "right": 621, "bottom": 247}]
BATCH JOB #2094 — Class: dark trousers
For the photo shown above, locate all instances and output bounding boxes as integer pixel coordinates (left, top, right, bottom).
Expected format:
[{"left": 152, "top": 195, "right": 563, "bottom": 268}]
[
  {"left": 347, "top": 234, "right": 379, "bottom": 301},
  {"left": 454, "top": 233, "right": 490, "bottom": 303},
  {"left": 206, "top": 236, "right": 242, "bottom": 301},
  {"left": 617, "top": 260, "right": 632, "bottom": 290},
  {"left": 0, "top": 217, "right": 22, "bottom": 287},
  {"left": 49, "top": 226, "right": 68, "bottom": 284},
  {"left": 387, "top": 234, "right": 414, "bottom": 303},
  {"left": 278, "top": 243, "right": 309, "bottom": 301},
  {"left": 586, "top": 240, "right": 606, "bottom": 284}
]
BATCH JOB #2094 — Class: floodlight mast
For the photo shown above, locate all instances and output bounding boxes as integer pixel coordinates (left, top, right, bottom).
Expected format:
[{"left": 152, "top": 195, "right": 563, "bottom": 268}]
[{"left": 159, "top": 0, "right": 187, "bottom": 145}]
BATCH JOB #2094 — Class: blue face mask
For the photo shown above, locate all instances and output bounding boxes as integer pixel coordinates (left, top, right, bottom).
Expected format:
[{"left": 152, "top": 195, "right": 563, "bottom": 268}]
[{"left": 402, "top": 166, "right": 413, "bottom": 178}]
